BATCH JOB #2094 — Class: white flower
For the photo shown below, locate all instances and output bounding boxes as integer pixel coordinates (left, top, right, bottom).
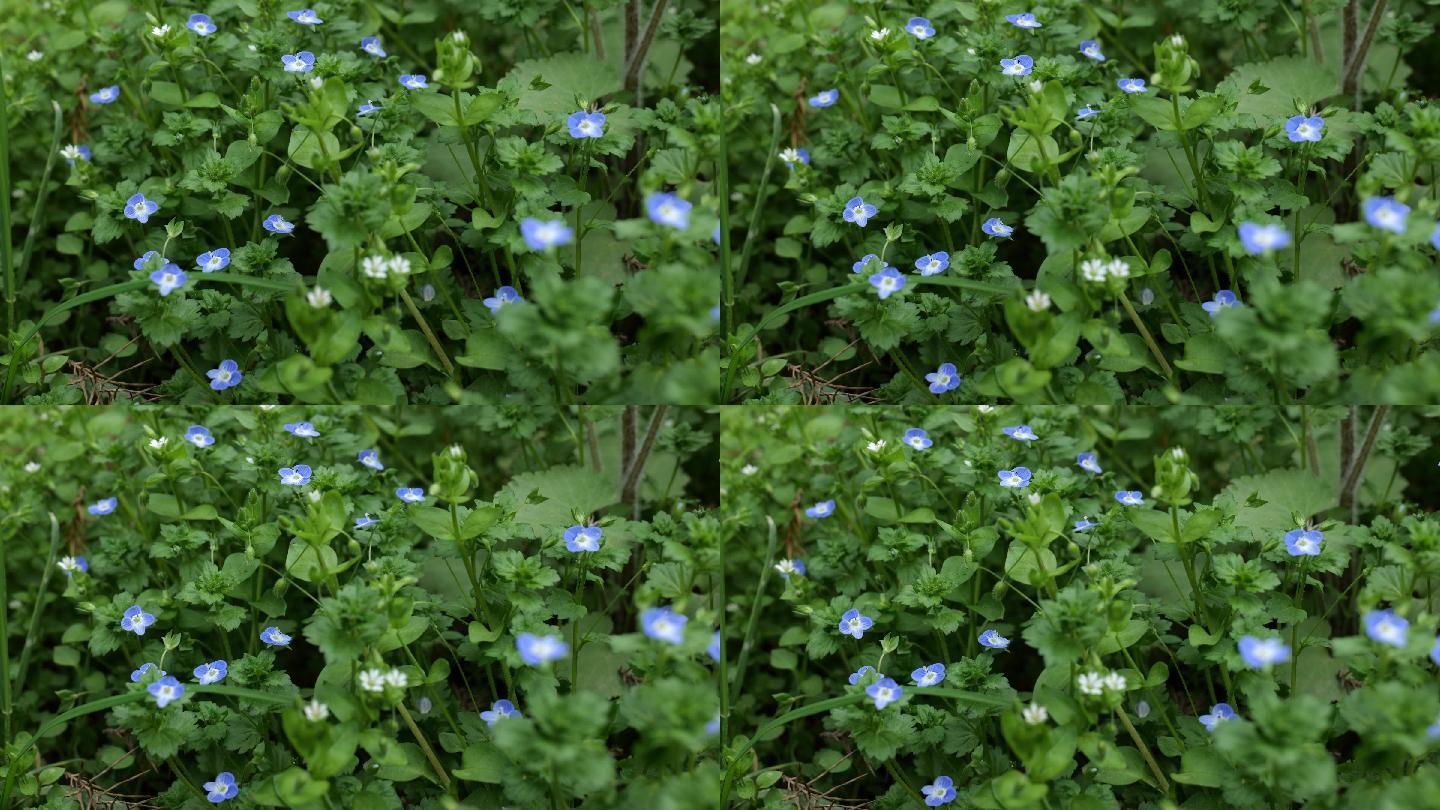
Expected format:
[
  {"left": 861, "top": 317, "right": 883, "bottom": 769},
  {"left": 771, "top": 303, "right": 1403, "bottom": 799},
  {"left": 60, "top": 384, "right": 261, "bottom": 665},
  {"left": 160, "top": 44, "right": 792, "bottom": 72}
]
[
  {"left": 870, "top": 28, "right": 890, "bottom": 41},
  {"left": 303, "top": 699, "right": 329, "bottom": 721},
  {"left": 361, "top": 255, "right": 389, "bottom": 279},
  {"left": 1025, "top": 290, "right": 1051, "bottom": 312},
  {"left": 976, "top": 405, "right": 994, "bottom": 413},
  {"left": 1103, "top": 671, "right": 1127, "bottom": 691},
  {"left": 383, "top": 668, "right": 408, "bottom": 689},
  {"left": 1078, "top": 671, "right": 1104, "bottom": 695},
  {"left": 388, "top": 255, "right": 412, "bottom": 276},
  {"left": 745, "top": 53, "right": 762, "bottom": 65},
  {"left": 149, "top": 437, "right": 168, "bottom": 450},
  {"left": 1106, "top": 259, "right": 1130, "bottom": 280},
  {"left": 740, "top": 464, "right": 758, "bottom": 475},
  {"left": 26, "top": 51, "right": 43, "bottom": 62},
  {"left": 306, "top": 490, "right": 322, "bottom": 502},
  {"left": 867, "top": 439, "right": 887, "bottom": 453},
  {"left": 1171, "top": 447, "right": 1185, "bottom": 458},
  {"left": 1080, "top": 258, "right": 1108, "bottom": 283},
  {"left": 309, "top": 76, "right": 324, "bottom": 89},
  {"left": 1022, "top": 703, "right": 1048, "bottom": 725},
  {"left": 1028, "top": 80, "right": 1043, "bottom": 93},
  {"left": 60, "top": 144, "right": 84, "bottom": 161},
  {"left": 358, "top": 668, "right": 387, "bottom": 692},
  {"left": 452, "top": 31, "right": 467, "bottom": 42},
  {"left": 307, "top": 287, "right": 332, "bottom": 308},
  {"left": 448, "top": 444, "right": 462, "bottom": 457},
  {"left": 23, "top": 462, "right": 40, "bottom": 473},
  {"left": 57, "top": 556, "right": 84, "bottom": 574},
  {"left": 1170, "top": 34, "right": 1185, "bottom": 46},
  {"left": 1026, "top": 492, "right": 1042, "bottom": 505},
  {"left": 966, "top": 47, "right": 977, "bottom": 56},
  {"left": 151, "top": 24, "right": 170, "bottom": 38}
]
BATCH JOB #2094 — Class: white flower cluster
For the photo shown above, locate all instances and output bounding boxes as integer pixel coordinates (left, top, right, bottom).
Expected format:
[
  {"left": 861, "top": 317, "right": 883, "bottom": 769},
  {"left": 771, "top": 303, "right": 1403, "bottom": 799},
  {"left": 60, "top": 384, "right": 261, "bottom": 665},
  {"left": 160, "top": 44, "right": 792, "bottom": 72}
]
[
  {"left": 1077, "top": 670, "right": 1127, "bottom": 695},
  {"left": 361, "top": 254, "right": 412, "bottom": 280},
  {"left": 358, "top": 667, "right": 408, "bottom": 692},
  {"left": 1079, "top": 257, "right": 1130, "bottom": 284}
]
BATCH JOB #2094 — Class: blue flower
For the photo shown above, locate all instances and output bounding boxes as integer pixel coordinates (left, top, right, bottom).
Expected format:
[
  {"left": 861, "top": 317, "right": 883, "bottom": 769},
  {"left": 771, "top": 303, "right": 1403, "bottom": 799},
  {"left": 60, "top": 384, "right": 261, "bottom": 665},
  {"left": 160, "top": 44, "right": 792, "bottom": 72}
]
[
  {"left": 287, "top": 8, "right": 323, "bottom": 24},
  {"left": 396, "top": 487, "right": 426, "bottom": 503},
  {"left": 480, "top": 699, "right": 521, "bottom": 726},
  {"left": 808, "top": 89, "right": 838, "bottom": 107},
  {"left": 193, "top": 659, "right": 228, "bottom": 685},
  {"left": 1429, "top": 714, "right": 1440, "bottom": 740},
  {"left": 1201, "top": 290, "right": 1241, "bottom": 317},
  {"left": 58, "top": 555, "right": 88, "bottom": 576},
  {"left": 852, "top": 254, "right": 889, "bottom": 274},
  {"left": 260, "top": 626, "right": 292, "bottom": 647},
  {"left": 1363, "top": 196, "right": 1409, "bottom": 234},
  {"left": 204, "top": 771, "right": 238, "bottom": 803},
  {"left": 1002, "top": 424, "right": 1038, "bottom": 441},
  {"left": 922, "top": 775, "right": 956, "bottom": 806},
  {"left": 62, "top": 144, "right": 92, "bottom": 164},
  {"left": 981, "top": 217, "right": 1013, "bottom": 238},
  {"left": 358, "top": 100, "right": 381, "bottom": 116},
  {"left": 149, "top": 675, "right": 185, "bottom": 708},
  {"left": 843, "top": 196, "right": 877, "bottom": 227},
  {"left": 869, "top": 267, "right": 906, "bottom": 299},
  {"left": 978, "top": 629, "right": 1010, "bottom": 649},
  {"left": 1006, "top": 12, "right": 1042, "bottom": 28},
  {"left": 1079, "top": 40, "right": 1105, "bottom": 61},
  {"left": 1430, "top": 634, "right": 1440, "bottom": 667},
  {"left": 130, "top": 662, "right": 161, "bottom": 682},
  {"left": 911, "top": 663, "right": 946, "bottom": 687},
  {"left": 566, "top": 111, "right": 606, "bottom": 139},
  {"left": 516, "top": 632, "right": 568, "bottom": 665},
  {"left": 121, "top": 605, "right": 156, "bottom": 635},
  {"left": 906, "top": 17, "right": 935, "bottom": 39},
  {"left": 1199, "top": 702, "right": 1237, "bottom": 731},
  {"left": 284, "top": 421, "right": 320, "bottom": 438},
  {"left": 281, "top": 51, "right": 315, "bottom": 73},
  {"left": 1283, "top": 528, "right": 1323, "bottom": 557},
  {"left": 866, "top": 677, "right": 902, "bottom": 709},
  {"left": 399, "top": 74, "right": 428, "bottom": 90},
  {"left": 354, "top": 513, "right": 377, "bottom": 529},
  {"left": 355, "top": 449, "right": 384, "bottom": 471},
  {"left": 998, "top": 467, "right": 1031, "bottom": 489},
  {"left": 775, "top": 559, "right": 806, "bottom": 579},
  {"left": 196, "top": 248, "right": 230, "bottom": 273},
  {"left": 360, "top": 36, "right": 386, "bottom": 57},
  {"left": 89, "top": 497, "right": 118, "bottom": 515},
  {"left": 646, "top": 192, "right": 692, "bottom": 230},
  {"left": 1074, "top": 517, "right": 1097, "bottom": 531},
  {"left": 926, "top": 363, "right": 960, "bottom": 394},
  {"left": 642, "top": 606, "right": 688, "bottom": 644},
  {"left": 133, "top": 252, "right": 165, "bottom": 271},
  {"left": 90, "top": 86, "right": 120, "bottom": 104},
  {"left": 1364, "top": 609, "right": 1409, "bottom": 647},
  {"left": 185, "top": 425, "right": 215, "bottom": 448},
  {"left": 564, "top": 525, "right": 602, "bottom": 552},
  {"left": 186, "top": 13, "right": 216, "bottom": 36},
  {"left": 520, "top": 217, "right": 575, "bottom": 250},
  {"left": 207, "top": 359, "right": 242, "bottom": 391},
  {"left": 805, "top": 500, "right": 835, "bottom": 519},
  {"left": 262, "top": 214, "right": 295, "bottom": 234},
  {"left": 1117, "top": 78, "right": 1148, "bottom": 93},
  {"left": 483, "top": 286, "right": 521, "bottom": 312},
  {"left": 1237, "top": 222, "right": 1291, "bottom": 255},
  {"left": 1077, "top": 106, "right": 1102, "bottom": 120},
  {"left": 277, "top": 465, "right": 312, "bottom": 486},
  {"left": 1115, "top": 490, "right": 1144, "bottom": 506},
  {"left": 848, "top": 665, "right": 875, "bottom": 685},
  {"left": 903, "top": 428, "right": 932, "bottom": 450},
  {"left": 779, "top": 147, "right": 810, "bottom": 167},
  {"left": 124, "top": 193, "right": 159, "bottom": 223},
  {"left": 1238, "top": 635, "right": 1290, "bottom": 667},
  {"left": 999, "top": 55, "right": 1034, "bottom": 76},
  {"left": 1077, "top": 452, "right": 1102, "bottom": 474},
  {"left": 914, "top": 251, "right": 949, "bottom": 276},
  {"left": 1284, "top": 115, "right": 1324, "bottom": 143},
  {"left": 838, "top": 608, "right": 874, "bottom": 639},
  {"left": 149, "top": 264, "right": 187, "bottom": 297}
]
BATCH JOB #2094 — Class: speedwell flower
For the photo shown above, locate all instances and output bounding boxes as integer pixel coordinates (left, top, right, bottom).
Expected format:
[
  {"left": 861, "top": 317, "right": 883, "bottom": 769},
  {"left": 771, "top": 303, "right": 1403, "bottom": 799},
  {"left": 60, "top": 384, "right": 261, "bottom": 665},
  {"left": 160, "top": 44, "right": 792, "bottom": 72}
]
[
  {"left": 207, "top": 359, "right": 242, "bottom": 391},
  {"left": 1364, "top": 609, "right": 1409, "bottom": 647},
  {"left": 1238, "top": 222, "right": 1291, "bottom": 255},
  {"left": 926, "top": 363, "right": 960, "bottom": 394},
  {"left": 193, "top": 660, "right": 228, "bottom": 685},
  {"left": 998, "top": 468, "right": 1031, "bottom": 489},
  {"left": 775, "top": 559, "right": 806, "bottom": 579},
  {"left": 61, "top": 144, "right": 91, "bottom": 164},
  {"left": 1077, "top": 106, "right": 1102, "bottom": 120},
  {"left": 1115, "top": 490, "right": 1144, "bottom": 506},
  {"left": 1117, "top": 78, "right": 1148, "bottom": 93},
  {"left": 520, "top": 217, "right": 575, "bottom": 250},
  {"left": 124, "top": 193, "right": 159, "bottom": 224},
  {"left": 354, "top": 514, "right": 377, "bottom": 529},
  {"left": 914, "top": 251, "right": 949, "bottom": 276},
  {"left": 262, "top": 214, "right": 294, "bottom": 234},
  {"left": 483, "top": 286, "right": 521, "bottom": 312},
  {"left": 185, "top": 425, "right": 214, "bottom": 447},
  {"left": 1079, "top": 40, "right": 1105, "bottom": 61},
  {"left": 1077, "top": 452, "right": 1103, "bottom": 474},
  {"left": 284, "top": 421, "right": 320, "bottom": 438},
  {"left": 90, "top": 86, "right": 120, "bottom": 104},
  {"left": 838, "top": 608, "right": 874, "bottom": 639},
  {"left": 921, "top": 775, "right": 955, "bottom": 806},
  {"left": 204, "top": 772, "right": 238, "bottom": 803},
  {"left": 1363, "top": 196, "right": 1409, "bottom": 234},
  {"left": 912, "top": 663, "right": 946, "bottom": 687},
  {"left": 1284, "top": 528, "right": 1323, "bottom": 556},
  {"left": 260, "top": 626, "right": 292, "bottom": 647},
  {"left": 866, "top": 677, "right": 902, "bottom": 709},
  {"left": 287, "top": 8, "right": 323, "bottom": 24},
  {"left": 843, "top": 196, "right": 877, "bottom": 228},
  {"left": 999, "top": 55, "right": 1033, "bottom": 76},
  {"left": 281, "top": 51, "right": 315, "bottom": 73},
  {"left": 646, "top": 192, "right": 692, "bottom": 229},
  {"left": 805, "top": 500, "right": 835, "bottom": 518},
  {"left": 1238, "top": 635, "right": 1290, "bottom": 667},
  {"left": 58, "top": 556, "right": 88, "bottom": 576},
  {"left": 1075, "top": 517, "right": 1098, "bottom": 531},
  {"left": 481, "top": 699, "right": 521, "bottom": 725},
  {"left": 979, "top": 629, "right": 1011, "bottom": 649},
  {"left": 1285, "top": 115, "right": 1324, "bottom": 143},
  {"left": 149, "top": 263, "right": 187, "bottom": 296},
  {"left": 1006, "top": 12, "right": 1042, "bottom": 28},
  {"left": 357, "top": 449, "right": 384, "bottom": 471},
  {"left": 564, "top": 525, "right": 602, "bottom": 552},
  {"left": 848, "top": 665, "right": 875, "bottom": 685},
  {"left": 186, "top": 14, "right": 216, "bottom": 36},
  {"left": 852, "top": 254, "right": 889, "bottom": 274},
  {"left": 517, "top": 632, "right": 568, "bottom": 665},
  {"left": 149, "top": 675, "right": 185, "bottom": 708},
  {"left": 398, "top": 73, "right": 428, "bottom": 89},
  {"left": 642, "top": 606, "right": 688, "bottom": 644},
  {"left": 869, "top": 267, "right": 905, "bottom": 299},
  {"left": 981, "top": 217, "right": 1013, "bottom": 237},
  {"left": 195, "top": 248, "right": 230, "bottom": 272},
  {"left": 396, "top": 487, "right": 426, "bottom": 503},
  {"left": 567, "top": 111, "right": 606, "bottom": 139},
  {"left": 360, "top": 36, "right": 386, "bottom": 57},
  {"left": 131, "top": 662, "right": 162, "bottom": 682},
  {"left": 277, "top": 465, "right": 311, "bottom": 486},
  {"left": 358, "top": 100, "right": 381, "bottom": 116},
  {"left": 89, "top": 497, "right": 118, "bottom": 515},
  {"left": 122, "top": 605, "right": 156, "bottom": 635},
  {"left": 1201, "top": 290, "right": 1241, "bottom": 317},
  {"left": 1199, "top": 702, "right": 1237, "bottom": 731},
  {"left": 1002, "top": 424, "right": 1038, "bottom": 441},
  {"left": 809, "top": 88, "right": 838, "bottom": 107},
  {"left": 902, "top": 428, "right": 932, "bottom": 450},
  {"left": 906, "top": 17, "right": 935, "bottom": 39}
]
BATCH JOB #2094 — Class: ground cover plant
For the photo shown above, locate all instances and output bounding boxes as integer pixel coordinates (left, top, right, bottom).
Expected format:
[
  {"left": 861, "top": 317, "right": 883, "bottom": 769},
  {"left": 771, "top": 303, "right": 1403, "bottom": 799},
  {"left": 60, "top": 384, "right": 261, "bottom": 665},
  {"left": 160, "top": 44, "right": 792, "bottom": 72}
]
[
  {"left": 1, "top": 0, "right": 719, "bottom": 405},
  {"left": 0, "top": 404, "right": 721, "bottom": 808},
  {"left": 719, "top": 1, "right": 1440, "bottom": 403},
  {"left": 720, "top": 404, "right": 1440, "bottom": 807}
]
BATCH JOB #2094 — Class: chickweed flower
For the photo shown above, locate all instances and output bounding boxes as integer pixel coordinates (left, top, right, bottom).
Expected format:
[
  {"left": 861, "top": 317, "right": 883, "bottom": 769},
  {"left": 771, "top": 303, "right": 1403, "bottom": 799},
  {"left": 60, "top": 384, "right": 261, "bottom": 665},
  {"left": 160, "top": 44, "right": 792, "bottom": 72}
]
[
  {"left": 925, "top": 363, "right": 960, "bottom": 394},
  {"left": 997, "top": 468, "right": 1031, "bottom": 489},
  {"left": 1003, "top": 424, "right": 1038, "bottom": 441},
  {"left": 978, "top": 629, "right": 1011, "bottom": 649},
  {"left": 1006, "top": 12, "right": 1042, "bottom": 28},
  {"left": 516, "top": 632, "right": 568, "bottom": 665},
  {"left": 1363, "top": 609, "right": 1408, "bottom": 647},
  {"left": 149, "top": 675, "right": 185, "bottom": 708},
  {"left": 1284, "top": 528, "right": 1323, "bottom": 556},
  {"left": 869, "top": 28, "right": 890, "bottom": 41},
  {"left": 58, "top": 555, "right": 88, "bottom": 576},
  {"left": 61, "top": 144, "right": 91, "bottom": 164},
  {"left": 186, "top": 14, "right": 215, "bottom": 36},
  {"left": 1115, "top": 490, "right": 1145, "bottom": 506},
  {"left": 358, "top": 668, "right": 387, "bottom": 692},
  {"left": 303, "top": 700, "right": 329, "bottom": 721},
  {"left": 1285, "top": 115, "right": 1324, "bottom": 143},
  {"left": 123, "top": 193, "right": 159, "bottom": 224},
  {"left": 1077, "top": 671, "right": 1104, "bottom": 695},
  {"left": 1238, "top": 222, "right": 1291, "bottom": 255},
  {"left": 906, "top": 17, "right": 935, "bottom": 40},
  {"left": 1117, "top": 78, "right": 1148, "bottom": 93},
  {"left": 805, "top": 500, "right": 835, "bottom": 518},
  {"left": 642, "top": 606, "right": 688, "bottom": 645},
  {"left": 1202, "top": 290, "right": 1242, "bottom": 317},
  {"left": 999, "top": 55, "right": 1034, "bottom": 76},
  {"left": 838, "top": 608, "right": 874, "bottom": 639},
  {"left": 866, "top": 677, "right": 902, "bottom": 709},
  {"left": 869, "top": 267, "right": 905, "bottom": 299},
  {"left": 1079, "top": 40, "right": 1105, "bottom": 61},
  {"left": 981, "top": 217, "right": 1013, "bottom": 238},
  {"left": 808, "top": 88, "right": 838, "bottom": 107},
  {"left": 921, "top": 776, "right": 956, "bottom": 807},
  {"left": 281, "top": 51, "right": 315, "bottom": 73},
  {"left": 1199, "top": 702, "right": 1237, "bottom": 731},
  {"left": 1238, "top": 635, "right": 1291, "bottom": 667},
  {"left": 277, "top": 465, "right": 311, "bottom": 486},
  {"left": 481, "top": 700, "right": 521, "bottom": 725},
  {"left": 1026, "top": 290, "right": 1051, "bottom": 311},
  {"left": 1022, "top": 703, "right": 1049, "bottom": 725},
  {"left": 646, "top": 192, "right": 692, "bottom": 229},
  {"left": 306, "top": 286, "right": 332, "bottom": 308},
  {"left": 360, "top": 36, "right": 386, "bottom": 57},
  {"left": 564, "top": 525, "right": 602, "bottom": 552},
  {"left": 193, "top": 660, "right": 228, "bottom": 685},
  {"left": 383, "top": 669, "right": 408, "bottom": 688},
  {"left": 775, "top": 559, "right": 806, "bottom": 579},
  {"left": 745, "top": 54, "right": 761, "bottom": 65},
  {"left": 567, "top": 111, "right": 606, "bottom": 139},
  {"left": 843, "top": 196, "right": 877, "bottom": 228},
  {"left": 911, "top": 663, "right": 946, "bottom": 687},
  {"left": 90, "top": 85, "right": 120, "bottom": 104},
  {"left": 287, "top": 8, "right": 323, "bottom": 24},
  {"left": 26, "top": 50, "right": 42, "bottom": 61},
  {"left": 779, "top": 147, "right": 810, "bottom": 168},
  {"left": 1363, "top": 197, "right": 1409, "bottom": 234},
  {"left": 1103, "top": 672, "right": 1127, "bottom": 691},
  {"left": 89, "top": 497, "right": 118, "bottom": 516},
  {"left": 263, "top": 214, "right": 295, "bottom": 234},
  {"left": 915, "top": 251, "right": 949, "bottom": 276},
  {"left": 121, "top": 605, "right": 156, "bottom": 635},
  {"left": 521, "top": 217, "right": 575, "bottom": 250},
  {"left": 185, "top": 425, "right": 214, "bottom": 447},
  {"left": 261, "top": 626, "right": 293, "bottom": 647},
  {"left": 207, "top": 359, "right": 242, "bottom": 391}
]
